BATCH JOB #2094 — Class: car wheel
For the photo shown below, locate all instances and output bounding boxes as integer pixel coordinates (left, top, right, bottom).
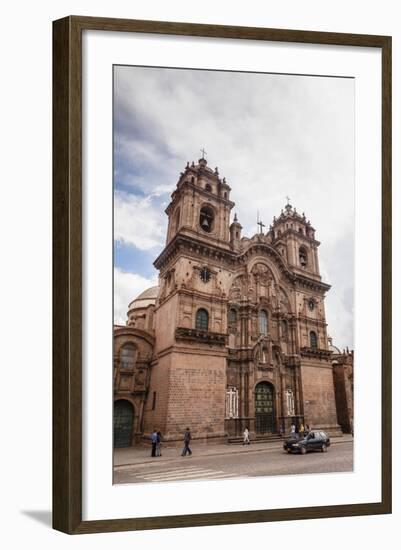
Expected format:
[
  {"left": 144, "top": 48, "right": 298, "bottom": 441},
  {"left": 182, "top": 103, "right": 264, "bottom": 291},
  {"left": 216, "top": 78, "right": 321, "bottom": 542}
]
[
  {"left": 300, "top": 446, "right": 306, "bottom": 455},
  {"left": 321, "top": 444, "right": 327, "bottom": 453},
  {"left": 286, "top": 449, "right": 291, "bottom": 454}
]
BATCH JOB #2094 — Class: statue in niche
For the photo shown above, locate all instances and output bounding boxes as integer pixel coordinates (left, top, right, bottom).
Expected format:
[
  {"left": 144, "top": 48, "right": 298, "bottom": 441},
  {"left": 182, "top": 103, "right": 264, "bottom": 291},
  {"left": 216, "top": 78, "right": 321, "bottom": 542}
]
[
  {"left": 277, "top": 287, "right": 290, "bottom": 313},
  {"left": 256, "top": 337, "right": 270, "bottom": 366},
  {"left": 248, "top": 286, "right": 255, "bottom": 302}
]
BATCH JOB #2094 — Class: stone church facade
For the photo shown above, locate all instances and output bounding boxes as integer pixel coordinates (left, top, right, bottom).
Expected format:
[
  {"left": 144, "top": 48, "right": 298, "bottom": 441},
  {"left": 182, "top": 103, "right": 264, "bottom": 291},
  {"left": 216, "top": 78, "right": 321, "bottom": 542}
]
[{"left": 113, "top": 156, "right": 353, "bottom": 447}]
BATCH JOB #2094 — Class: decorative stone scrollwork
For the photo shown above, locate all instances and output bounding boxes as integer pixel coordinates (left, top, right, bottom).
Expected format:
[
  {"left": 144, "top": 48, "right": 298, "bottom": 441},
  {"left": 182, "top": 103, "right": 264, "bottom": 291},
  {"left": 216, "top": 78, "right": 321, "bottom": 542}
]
[
  {"left": 229, "top": 274, "right": 247, "bottom": 301},
  {"left": 251, "top": 263, "right": 273, "bottom": 285},
  {"left": 134, "top": 369, "right": 146, "bottom": 387}
]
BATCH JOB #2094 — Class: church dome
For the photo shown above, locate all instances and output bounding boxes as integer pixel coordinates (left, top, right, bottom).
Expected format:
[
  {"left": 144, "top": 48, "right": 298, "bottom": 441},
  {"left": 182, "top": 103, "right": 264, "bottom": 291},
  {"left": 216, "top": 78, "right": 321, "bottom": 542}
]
[
  {"left": 128, "top": 286, "right": 159, "bottom": 310},
  {"left": 328, "top": 336, "right": 341, "bottom": 354}
]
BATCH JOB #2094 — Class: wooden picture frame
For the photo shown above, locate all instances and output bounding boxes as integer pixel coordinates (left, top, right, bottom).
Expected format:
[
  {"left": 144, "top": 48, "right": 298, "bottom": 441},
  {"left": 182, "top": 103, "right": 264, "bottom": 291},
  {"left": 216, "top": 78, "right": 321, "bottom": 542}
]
[{"left": 53, "top": 15, "right": 392, "bottom": 534}]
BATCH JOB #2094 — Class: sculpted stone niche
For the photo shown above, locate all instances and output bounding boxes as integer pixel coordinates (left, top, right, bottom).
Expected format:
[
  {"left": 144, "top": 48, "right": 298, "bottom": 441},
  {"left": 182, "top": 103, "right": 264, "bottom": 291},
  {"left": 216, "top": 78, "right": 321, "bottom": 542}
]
[
  {"left": 228, "top": 274, "right": 247, "bottom": 301},
  {"left": 278, "top": 287, "right": 291, "bottom": 313},
  {"left": 134, "top": 369, "right": 146, "bottom": 388}
]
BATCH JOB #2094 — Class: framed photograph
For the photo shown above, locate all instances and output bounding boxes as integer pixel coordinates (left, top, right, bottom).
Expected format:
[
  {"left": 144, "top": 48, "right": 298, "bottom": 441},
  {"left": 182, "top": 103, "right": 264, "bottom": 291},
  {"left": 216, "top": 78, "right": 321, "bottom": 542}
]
[{"left": 53, "top": 16, "right": 391, "bottom": 534}]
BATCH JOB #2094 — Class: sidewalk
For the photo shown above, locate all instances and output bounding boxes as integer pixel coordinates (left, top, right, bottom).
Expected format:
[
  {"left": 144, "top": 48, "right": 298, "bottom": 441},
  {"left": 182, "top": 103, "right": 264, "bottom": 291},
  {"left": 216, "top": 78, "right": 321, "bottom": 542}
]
[{"left": 114, "top": 434, "right": 353, "bottom": 468}]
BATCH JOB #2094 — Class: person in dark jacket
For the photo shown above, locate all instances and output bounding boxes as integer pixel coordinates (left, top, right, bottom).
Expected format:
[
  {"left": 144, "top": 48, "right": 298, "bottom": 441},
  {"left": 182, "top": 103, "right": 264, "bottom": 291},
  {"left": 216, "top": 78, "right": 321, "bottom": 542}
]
[
  {"left": 181, "top": 428, "right": 192, "bottom": 456},
  {"left": 156, "top": 430, "right": 162, "bottom": 457},
  {"left": 151, "top": 429, "right": 158, "bottom": 457}
]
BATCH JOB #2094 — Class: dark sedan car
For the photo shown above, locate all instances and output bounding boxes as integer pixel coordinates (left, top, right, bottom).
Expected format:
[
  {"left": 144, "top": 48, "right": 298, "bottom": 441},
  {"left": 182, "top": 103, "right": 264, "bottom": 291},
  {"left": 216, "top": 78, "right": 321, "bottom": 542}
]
[{"left": 283, "top": 430, "right": 331, "bottom": 454}]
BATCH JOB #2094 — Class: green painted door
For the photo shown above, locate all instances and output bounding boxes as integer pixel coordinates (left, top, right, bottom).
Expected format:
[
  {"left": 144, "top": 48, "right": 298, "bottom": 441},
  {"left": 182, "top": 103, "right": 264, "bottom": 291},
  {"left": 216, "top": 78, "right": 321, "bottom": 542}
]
[
  {"left": 255, "top": 382, "right": 275, "bottom": 434},
  {"left": 113, "top": 400, "right": 134, "bottom": 448}
]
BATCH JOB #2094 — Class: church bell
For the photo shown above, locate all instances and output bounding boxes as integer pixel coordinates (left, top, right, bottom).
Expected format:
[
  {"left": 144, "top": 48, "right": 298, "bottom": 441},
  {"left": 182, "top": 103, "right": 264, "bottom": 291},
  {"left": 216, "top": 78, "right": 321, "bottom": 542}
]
[{"left": 201, "top": 217, "right": 209, "bottom": 229}]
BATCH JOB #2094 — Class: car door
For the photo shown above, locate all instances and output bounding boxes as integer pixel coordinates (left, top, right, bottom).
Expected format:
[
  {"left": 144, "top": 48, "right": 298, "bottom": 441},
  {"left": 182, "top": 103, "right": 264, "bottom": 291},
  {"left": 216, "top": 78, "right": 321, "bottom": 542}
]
[
  {"left": 312, "top": 432, "right": 323, "bottom": 450},
  {"left": 307, "top": 432, "right": 320, "bottom": 451}
]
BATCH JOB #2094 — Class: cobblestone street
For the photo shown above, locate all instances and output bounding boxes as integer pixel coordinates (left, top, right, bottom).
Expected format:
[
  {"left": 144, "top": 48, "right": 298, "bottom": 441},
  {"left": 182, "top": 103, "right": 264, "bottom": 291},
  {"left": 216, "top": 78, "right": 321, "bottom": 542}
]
[{"left": 114, "top": 437, "right": 353, "bottom": 484}]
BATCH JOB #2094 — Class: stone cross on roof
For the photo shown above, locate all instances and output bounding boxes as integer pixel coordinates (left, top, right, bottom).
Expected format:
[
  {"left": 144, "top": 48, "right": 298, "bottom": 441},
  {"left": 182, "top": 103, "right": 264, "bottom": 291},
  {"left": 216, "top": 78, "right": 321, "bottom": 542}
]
[{"left": 257, "top": 211, "right": 265, "bottom": 234}]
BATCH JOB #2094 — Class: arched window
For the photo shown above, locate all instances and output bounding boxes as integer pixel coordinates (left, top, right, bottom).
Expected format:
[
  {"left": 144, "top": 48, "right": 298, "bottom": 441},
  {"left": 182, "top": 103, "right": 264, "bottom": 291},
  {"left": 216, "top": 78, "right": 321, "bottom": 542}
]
[
  {"left": 120, "top": 344, "right": 136, "bottom": 369},
  {"left": 228, "top": 308, "right": 237, "bottom": 325},
  {"left": 299, "top": 246, "right": 308, "bottom": 267},
  {"left": 191, "top": 176, "right": 195, "bottom": 184},
  {"left": 196, "top": 308, "right": 209, "bottom": 331},
  {"left": 205, "top": 183, "right": 212, "bottom": 192},
  {"left": 310, "top": 331, "right": 318, "bottom": 349},
  {"left": 199, "top": 205, "right": 214, "bottom": 233},
  {"left": 259, "top": 309, "right": 268, "bottom": 335}
]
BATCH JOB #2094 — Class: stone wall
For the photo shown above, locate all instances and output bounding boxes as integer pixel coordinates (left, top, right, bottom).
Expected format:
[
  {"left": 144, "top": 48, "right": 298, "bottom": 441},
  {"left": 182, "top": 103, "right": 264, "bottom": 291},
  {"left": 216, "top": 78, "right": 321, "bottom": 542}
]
[
  {"left": 301, "top": 361, "right": 341, "bottom": 435},
  {"left": 144, "top": 348, "right": 227, "bottom": 442}
]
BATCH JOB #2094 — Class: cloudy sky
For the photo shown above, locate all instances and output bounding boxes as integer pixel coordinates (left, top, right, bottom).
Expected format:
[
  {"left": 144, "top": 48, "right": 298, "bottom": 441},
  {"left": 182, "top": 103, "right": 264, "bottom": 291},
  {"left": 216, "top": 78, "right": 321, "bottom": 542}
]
[{"left": 114, "top": 65, "right": 354, "bottom": 350}]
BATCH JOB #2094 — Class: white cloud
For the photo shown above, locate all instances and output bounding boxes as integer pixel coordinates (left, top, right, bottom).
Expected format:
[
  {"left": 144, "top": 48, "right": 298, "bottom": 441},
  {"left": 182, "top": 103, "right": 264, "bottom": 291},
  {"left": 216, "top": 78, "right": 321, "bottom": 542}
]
[
  {"left": 114, "top": 191, "right": 166, "bottom": 250},
  {"left": 114, "top": 268, "right": 158, "bottom": 325}
]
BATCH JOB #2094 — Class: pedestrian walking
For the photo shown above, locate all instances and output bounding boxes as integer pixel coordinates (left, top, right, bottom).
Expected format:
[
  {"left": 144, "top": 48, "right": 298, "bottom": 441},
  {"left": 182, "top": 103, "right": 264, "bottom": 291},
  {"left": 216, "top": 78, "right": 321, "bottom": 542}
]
[
  {"left": 299, "top": 423, "right": 305, "bottom": 435},
  {"left": 243, "top": 426, "right": 250, "bottom": 445},
  {"left": 290, "top": 423, "right": 296, "bottom": 434},
  {"left": 151, "top": 428, "right": 158, "bottom": 457},
  {"left": 156, "top": 430, "right": 162, "bottom": 457},
  {"left": 305, "top": 424, "right": 310, "bottom": 434},
  {"left": 181, "top": 427, "right": 192, "bottom": 456},
  {"left": 279, "top": 425, "right": 284, "bottom": 438}
]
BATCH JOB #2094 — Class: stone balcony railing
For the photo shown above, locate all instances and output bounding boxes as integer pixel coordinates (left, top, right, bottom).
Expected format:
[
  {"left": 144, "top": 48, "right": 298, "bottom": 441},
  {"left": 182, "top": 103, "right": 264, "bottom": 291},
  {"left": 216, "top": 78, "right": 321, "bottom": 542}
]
[
  {"left": 175, "top": 327, "right": 228, "bottom": 346},
  {"left": 300, "top": 346, "right": 333, "bottom": 359}
]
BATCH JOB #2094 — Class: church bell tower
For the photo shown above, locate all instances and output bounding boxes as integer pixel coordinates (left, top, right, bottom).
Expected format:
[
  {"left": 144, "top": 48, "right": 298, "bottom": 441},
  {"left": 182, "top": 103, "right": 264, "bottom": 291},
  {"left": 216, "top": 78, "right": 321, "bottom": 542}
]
[
  {"left": 143, "top": 153, "right": 236, "bottom": 442},
  {"left": 165, "top": 154, "right": 234, "bottom": 248},
  {"left": 267, "top": 199, "right": 321, "bottom": 280}
]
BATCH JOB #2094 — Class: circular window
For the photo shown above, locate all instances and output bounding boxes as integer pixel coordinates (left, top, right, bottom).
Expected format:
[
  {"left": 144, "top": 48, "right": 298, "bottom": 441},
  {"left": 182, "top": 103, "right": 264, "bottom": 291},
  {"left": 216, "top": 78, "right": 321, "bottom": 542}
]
[{"left": 199, "top": 205, "right": 214, "bottom": 233}]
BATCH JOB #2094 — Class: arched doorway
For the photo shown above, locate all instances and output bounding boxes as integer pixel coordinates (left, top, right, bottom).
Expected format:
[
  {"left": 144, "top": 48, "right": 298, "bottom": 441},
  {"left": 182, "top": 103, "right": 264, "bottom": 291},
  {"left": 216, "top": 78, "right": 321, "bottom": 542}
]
[
  {"left": 255, "top": 382, "right": 275, "bottom": 434},
  {"left": 113, "top": 400, "right": 134, "bottom": 448}
]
